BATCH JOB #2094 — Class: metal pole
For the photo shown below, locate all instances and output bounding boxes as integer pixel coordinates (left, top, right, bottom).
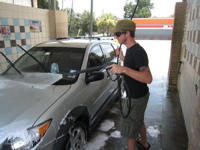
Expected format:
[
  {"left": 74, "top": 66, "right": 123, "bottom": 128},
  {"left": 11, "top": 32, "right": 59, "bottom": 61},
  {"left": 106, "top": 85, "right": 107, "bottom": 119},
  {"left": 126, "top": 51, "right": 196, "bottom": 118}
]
[
  {"left": 69, "top": 0, "right": 74, "bottom": 36},
  {"left": 90, "top": 0, "right": 93, "bottom": 37},
  {"left": 48, "top": 0, "right": 51, "bottom": 9},
  {"left": 50, "top": 0, "right": 56, "bottom": 10}
]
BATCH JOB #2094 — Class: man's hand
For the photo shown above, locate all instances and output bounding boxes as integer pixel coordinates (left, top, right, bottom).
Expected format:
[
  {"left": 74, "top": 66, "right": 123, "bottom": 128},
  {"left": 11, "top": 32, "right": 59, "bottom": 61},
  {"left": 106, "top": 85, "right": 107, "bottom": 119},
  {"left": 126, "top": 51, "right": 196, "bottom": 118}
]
[
  {"left": 116, "top": 48, "right": 124, "bottom": 61},
  {"left": 106, "top": 64, "right": 125, "bottom": 74}
]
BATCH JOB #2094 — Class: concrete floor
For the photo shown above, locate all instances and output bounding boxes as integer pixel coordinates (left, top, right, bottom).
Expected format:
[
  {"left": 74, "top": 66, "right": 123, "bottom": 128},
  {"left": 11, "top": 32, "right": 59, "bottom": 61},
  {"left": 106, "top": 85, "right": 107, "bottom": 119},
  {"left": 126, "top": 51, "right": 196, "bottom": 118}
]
[
  {"left": 86, "top": 75, "right": 188, "bottom": 150},
  {"left": 86, "top": 41, "right": 188, "bottom": 150}
]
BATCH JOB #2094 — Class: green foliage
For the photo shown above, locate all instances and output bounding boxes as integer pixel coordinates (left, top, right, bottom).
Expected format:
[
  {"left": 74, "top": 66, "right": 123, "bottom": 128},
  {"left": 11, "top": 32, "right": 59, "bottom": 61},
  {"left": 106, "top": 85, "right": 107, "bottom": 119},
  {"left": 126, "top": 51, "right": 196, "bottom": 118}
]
[
  {"left": 67, "top": 9, "right": 97, "bottom": 37},
  {"left": 37, "top": 0, "right": 48, "bottom": 9},
  {"left": 80, "top": 10, "right": 92, "bottom": 36},
  {"left": 67, "top": 9, "right": 81, "bottom": 36},
  {"left": 124, "top": 0, "right": 154, "bottom": 18},
  {"left": 67, "top": 10, "right": 116, "bottom": 37},
  {"left": 97, "top": 13, "right": 116, "bottom": 36},
  {"left": 37, "top": 0, "right": 60, "bottom": 10}
]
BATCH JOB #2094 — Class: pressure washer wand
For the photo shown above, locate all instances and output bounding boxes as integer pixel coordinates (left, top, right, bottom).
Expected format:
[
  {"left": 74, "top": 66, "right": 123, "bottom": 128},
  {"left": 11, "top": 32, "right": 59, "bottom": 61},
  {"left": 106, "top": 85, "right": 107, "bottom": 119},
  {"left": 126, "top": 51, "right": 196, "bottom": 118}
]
[
  {"left": 63, "top": 62, "right": 116, "bottom": 76},
  {"left": 117, "top": 44, "right": 122, "bottom": 65}
]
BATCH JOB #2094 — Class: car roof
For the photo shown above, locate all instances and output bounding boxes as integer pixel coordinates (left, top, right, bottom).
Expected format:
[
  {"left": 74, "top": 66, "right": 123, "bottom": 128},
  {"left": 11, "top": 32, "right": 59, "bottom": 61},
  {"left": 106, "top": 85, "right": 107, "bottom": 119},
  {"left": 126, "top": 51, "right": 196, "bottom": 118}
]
[{"left": 35, "top": 37, "right": 117, "bottom": 49}]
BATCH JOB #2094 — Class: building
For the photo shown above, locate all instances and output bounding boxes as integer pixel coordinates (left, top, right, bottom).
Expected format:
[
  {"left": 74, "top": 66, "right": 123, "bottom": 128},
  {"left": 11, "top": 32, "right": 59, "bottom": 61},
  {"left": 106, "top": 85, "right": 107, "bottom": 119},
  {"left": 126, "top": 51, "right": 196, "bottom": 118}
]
[
  {"left": 117, "top": 18, "right": 174, "bottom": 40},
  {"left": 0, "top": 0, "right": 68, "bottom": 72}
]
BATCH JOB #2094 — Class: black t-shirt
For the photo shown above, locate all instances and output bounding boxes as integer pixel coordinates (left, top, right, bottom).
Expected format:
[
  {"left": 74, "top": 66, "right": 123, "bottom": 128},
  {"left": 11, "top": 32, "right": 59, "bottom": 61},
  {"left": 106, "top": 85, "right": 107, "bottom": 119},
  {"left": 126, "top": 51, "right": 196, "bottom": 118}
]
[{"left": 124, "top": 43, "right": 149, "bottom": 99}]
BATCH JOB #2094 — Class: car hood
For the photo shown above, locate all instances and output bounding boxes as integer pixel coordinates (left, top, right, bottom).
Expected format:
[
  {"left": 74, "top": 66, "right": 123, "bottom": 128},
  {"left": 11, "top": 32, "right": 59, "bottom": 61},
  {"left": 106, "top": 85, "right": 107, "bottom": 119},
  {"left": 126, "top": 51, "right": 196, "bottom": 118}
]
[{"left": 0, "top": 73, "right": 70, "bottom": 129}]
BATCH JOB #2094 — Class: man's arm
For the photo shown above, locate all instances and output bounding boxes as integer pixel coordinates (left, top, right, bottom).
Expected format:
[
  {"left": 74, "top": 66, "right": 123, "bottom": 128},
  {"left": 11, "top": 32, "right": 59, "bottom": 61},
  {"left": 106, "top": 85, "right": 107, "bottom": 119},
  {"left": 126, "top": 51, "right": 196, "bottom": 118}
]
[
  {"left": 123, "top": 65, "right": 152, "bottom": 84},
  {"left": 106, "top": 64, "right": 153, "bottom": 84}
]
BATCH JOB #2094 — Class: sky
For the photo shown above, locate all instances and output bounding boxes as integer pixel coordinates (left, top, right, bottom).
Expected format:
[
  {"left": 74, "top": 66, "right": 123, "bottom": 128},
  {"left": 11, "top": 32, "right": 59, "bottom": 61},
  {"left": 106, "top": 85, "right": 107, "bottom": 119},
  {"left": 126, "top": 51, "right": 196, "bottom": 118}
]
[{"left": 58, "top": 0, "right": 183, "bottom": 18}]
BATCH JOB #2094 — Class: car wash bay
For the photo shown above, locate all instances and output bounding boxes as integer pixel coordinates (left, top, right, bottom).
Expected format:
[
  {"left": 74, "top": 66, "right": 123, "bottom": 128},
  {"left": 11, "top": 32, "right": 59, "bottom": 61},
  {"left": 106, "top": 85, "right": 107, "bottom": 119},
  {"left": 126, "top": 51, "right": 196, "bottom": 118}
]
[{"left": 85, "top": 40, "right": 188, "bottom": 150}]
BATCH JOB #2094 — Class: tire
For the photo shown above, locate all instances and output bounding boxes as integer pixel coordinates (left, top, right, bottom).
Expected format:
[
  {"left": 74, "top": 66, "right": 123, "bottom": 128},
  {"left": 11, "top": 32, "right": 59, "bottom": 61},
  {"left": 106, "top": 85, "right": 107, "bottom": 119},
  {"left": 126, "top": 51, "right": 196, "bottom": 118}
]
[{"left": 65, "top": 122, "right": 87, "bottom": 150}]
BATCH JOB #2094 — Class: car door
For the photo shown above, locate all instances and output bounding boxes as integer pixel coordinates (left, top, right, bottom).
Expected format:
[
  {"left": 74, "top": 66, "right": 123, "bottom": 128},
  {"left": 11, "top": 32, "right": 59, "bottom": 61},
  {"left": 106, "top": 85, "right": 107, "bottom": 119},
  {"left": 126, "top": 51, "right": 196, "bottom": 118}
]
[
  {"left": 84, "top": 44, "right": 114, "bottom": 121},
  {"left": 100, "top": 42, "right": 119, "bottom": 94}
]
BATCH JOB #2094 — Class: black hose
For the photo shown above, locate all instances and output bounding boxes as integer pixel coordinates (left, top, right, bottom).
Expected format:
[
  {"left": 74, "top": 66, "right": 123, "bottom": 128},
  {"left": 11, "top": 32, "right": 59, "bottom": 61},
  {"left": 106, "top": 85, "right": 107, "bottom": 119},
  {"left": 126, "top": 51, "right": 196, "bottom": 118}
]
[
  {"left": 131, "top": 0, "right": 140, "bottom": 20},
  {"left": 116, "top": 0, "right": 140, "bottom": 118},
  {"left": 118, "top": 74, "right": 132, "bottom": 118}
]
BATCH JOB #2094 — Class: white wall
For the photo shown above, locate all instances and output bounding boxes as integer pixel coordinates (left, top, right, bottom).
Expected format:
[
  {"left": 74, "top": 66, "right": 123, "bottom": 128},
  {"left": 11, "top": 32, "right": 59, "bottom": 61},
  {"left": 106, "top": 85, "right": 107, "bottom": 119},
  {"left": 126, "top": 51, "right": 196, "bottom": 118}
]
[{"left": 178, "top": 0, "right": 200, "bottom": 149}]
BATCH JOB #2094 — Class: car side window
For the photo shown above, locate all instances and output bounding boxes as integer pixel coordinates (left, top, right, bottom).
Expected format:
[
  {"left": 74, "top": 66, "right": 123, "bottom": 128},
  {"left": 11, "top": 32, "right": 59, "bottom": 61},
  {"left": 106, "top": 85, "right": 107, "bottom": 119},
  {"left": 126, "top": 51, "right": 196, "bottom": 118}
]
[
  {"left": 87, "top": 45, "right": 105, "bottom": 68},
  {"left": 100, "top": 43, "right": 116, "bottom": 63}
]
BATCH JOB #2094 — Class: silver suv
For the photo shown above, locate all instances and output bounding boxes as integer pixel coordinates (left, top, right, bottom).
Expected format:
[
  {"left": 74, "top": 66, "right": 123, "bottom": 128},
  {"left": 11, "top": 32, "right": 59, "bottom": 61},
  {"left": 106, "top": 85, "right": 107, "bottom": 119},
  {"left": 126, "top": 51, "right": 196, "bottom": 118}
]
[{"left": 0, "top": 37, "right": 119, "bottom": 150}]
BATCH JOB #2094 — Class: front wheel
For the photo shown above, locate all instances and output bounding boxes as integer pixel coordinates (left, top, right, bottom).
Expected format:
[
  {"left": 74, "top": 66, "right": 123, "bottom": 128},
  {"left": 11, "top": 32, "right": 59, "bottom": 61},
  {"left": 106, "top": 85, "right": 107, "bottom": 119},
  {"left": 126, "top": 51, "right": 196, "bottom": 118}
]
[{"left": 65, "top": 122, "right": 87, "bottom": 150}]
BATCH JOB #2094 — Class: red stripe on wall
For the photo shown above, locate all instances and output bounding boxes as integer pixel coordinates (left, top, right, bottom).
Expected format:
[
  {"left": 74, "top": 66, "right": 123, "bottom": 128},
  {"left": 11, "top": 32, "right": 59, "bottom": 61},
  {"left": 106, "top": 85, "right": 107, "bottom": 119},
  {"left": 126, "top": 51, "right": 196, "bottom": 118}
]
[{"left": 136, "top": 25, "right": 174, "bottom": 28}]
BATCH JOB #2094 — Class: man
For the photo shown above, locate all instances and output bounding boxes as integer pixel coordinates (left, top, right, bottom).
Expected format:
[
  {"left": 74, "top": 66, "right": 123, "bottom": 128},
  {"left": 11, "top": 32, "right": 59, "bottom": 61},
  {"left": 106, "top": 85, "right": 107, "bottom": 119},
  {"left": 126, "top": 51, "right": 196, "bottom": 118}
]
[{"left": 106, "top": 19, "right": 152, "bottom": 150}]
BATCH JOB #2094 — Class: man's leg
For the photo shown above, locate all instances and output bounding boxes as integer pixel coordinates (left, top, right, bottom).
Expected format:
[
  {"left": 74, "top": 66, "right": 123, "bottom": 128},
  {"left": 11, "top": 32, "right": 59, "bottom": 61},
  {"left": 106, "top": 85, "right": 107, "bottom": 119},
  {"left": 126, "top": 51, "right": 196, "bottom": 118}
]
[
  {"left": 127, "top": 138, "right": 136, "bottom": 150},
  {"left": 138, "top": 123, "right": 149, "bottom": 148}
]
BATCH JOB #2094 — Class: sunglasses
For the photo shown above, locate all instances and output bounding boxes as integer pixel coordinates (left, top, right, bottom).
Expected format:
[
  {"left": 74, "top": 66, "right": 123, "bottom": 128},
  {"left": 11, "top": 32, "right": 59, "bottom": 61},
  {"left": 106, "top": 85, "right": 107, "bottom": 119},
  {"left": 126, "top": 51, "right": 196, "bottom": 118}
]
[{"left": 114, "top": 31, "right": 126, "bottom": 37}]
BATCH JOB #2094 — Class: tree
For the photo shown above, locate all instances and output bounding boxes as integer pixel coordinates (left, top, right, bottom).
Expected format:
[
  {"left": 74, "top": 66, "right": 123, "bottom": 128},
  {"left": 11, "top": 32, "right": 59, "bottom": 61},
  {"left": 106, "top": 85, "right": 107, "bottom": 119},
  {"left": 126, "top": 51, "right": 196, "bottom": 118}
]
[
  {"left": 80, "top": 10, "right": 91, "bottom": 36},
  {"left": 65, "top": 8, "right": 82, "bottom": 36},
  {"left": 97, "top": 13, "right": 116, "bottom": 36},
  {"left": 124, "top": 0, "right": 154, "bottom": 18},
  {"left": 79, "top": 10, "right": 98, "bottom": 36},
  {"left": 38, "top": 0, "right": 48, "bottom": 9},
  {"left": 37, "top": 0, "right": 60, "bottom": 10},
  {"left": 65, "top": 9, "right": 97, "bottom": 37}
]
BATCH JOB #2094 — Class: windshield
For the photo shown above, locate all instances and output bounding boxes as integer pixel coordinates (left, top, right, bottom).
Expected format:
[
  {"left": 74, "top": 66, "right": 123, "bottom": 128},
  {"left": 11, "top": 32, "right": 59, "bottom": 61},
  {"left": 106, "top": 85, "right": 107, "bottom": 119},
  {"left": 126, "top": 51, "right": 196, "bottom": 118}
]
[{"left": 4, "top": 47, "right": 85, "bottom": 85}]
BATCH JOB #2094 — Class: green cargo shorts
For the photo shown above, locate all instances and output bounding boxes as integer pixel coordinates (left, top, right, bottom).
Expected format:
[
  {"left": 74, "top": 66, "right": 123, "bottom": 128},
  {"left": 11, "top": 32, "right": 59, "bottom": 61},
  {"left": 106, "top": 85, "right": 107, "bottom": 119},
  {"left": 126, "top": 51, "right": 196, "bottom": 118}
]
[{"left": 120, "top": 92, "right": 150, "bottom": 139}]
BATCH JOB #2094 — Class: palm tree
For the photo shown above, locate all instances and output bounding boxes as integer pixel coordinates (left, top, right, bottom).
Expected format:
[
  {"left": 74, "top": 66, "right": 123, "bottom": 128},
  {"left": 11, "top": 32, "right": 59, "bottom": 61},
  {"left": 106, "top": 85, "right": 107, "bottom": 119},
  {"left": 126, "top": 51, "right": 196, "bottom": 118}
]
[
  {"left": 97, "top": 20, "right": 106, "bottom": 36},
  {"left": 97, "top": 13, "right": 116, "bottom": 36}
]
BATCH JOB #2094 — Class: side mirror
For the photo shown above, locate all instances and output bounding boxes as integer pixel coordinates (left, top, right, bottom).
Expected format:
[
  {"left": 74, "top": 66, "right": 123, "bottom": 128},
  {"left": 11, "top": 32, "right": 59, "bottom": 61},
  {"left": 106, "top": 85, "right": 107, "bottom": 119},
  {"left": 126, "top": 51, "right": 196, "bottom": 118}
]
[{"left": 86, "top": 71, "right": 104, "bottom": 84}]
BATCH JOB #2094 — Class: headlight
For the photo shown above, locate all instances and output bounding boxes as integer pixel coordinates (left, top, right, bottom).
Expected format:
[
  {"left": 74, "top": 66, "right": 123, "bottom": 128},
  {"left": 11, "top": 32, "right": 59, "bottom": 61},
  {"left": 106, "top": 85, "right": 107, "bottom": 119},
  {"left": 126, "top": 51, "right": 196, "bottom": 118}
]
[{"left": 0, "top": 120, "right": 51, "bottom": 150}]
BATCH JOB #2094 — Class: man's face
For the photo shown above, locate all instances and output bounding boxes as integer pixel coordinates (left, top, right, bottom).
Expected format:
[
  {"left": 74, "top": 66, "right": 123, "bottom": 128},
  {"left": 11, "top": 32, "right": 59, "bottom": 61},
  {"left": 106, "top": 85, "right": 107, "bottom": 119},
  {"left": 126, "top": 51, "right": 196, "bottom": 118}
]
[{"left": 114, "top": 31, "right": 127, "bottom": 44}]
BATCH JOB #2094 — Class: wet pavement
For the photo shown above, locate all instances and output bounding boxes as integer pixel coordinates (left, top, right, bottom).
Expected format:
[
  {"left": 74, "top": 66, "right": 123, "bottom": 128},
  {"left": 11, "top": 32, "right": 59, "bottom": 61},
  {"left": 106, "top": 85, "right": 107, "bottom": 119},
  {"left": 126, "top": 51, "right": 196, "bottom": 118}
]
[{"left": 85, "top": 41, "right": 188, "bottom": 150}]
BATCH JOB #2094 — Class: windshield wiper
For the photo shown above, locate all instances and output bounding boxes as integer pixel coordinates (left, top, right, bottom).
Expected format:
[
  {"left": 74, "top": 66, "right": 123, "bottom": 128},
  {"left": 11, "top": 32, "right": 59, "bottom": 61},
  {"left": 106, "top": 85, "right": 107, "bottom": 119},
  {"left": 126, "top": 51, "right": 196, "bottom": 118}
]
[
  {"left": 17, "top": 44, "right": 50, "bottom": 73},
  {"left": 0, "top": 51, "right": 22, "bottom": 75}
]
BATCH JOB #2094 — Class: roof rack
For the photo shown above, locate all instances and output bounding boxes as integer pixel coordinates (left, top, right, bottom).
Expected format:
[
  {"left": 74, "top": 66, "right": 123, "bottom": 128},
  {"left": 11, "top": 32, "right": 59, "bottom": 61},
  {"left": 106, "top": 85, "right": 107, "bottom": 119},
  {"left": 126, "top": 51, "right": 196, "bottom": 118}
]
[
  {"left": 56, "top": 37, "right": 114, "bottom": 41},
  {"left": 56, "top": 37, "right": 69, "bottom": 40}
]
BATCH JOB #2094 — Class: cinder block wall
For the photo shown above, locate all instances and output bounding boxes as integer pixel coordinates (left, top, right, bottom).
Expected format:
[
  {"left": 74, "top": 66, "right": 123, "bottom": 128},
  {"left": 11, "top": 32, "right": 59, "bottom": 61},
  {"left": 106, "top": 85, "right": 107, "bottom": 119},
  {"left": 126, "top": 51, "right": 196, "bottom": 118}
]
[
  {"left": 0, "top": 2, "right": 68, "bottom": 73},
  {"left": 176, "top": 0, "right": 200, "bottom": 149}
]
